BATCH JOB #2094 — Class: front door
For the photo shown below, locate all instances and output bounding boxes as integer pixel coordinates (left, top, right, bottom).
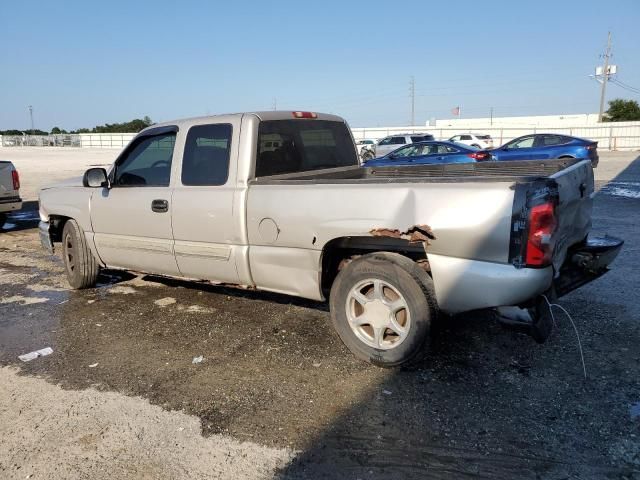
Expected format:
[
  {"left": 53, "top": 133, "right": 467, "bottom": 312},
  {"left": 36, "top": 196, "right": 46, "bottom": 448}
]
[{"left": 91, "top": 128, "right": 180, "bottom": 276}]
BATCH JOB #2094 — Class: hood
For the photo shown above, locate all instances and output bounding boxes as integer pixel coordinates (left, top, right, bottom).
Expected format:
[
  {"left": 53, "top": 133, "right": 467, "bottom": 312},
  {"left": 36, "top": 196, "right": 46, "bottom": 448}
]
[{"left": 40, "top": 176, "right": 84, "bottom": 191}]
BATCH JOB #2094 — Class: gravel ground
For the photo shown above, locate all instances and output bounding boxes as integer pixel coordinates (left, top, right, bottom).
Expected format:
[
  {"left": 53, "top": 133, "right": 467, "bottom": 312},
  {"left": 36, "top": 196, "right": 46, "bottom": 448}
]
[{"left": 0, "top": 149, "right": 638, "bottom": 479}]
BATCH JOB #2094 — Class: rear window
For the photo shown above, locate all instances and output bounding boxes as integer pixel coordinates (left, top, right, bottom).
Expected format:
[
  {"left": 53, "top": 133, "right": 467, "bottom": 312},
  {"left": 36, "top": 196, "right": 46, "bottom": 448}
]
[
  {"left": 476, "top": 135, "right": 491, "bottom": 140},
  {"left": 255, "top": 120, "right": 358, "bottom": 177}
]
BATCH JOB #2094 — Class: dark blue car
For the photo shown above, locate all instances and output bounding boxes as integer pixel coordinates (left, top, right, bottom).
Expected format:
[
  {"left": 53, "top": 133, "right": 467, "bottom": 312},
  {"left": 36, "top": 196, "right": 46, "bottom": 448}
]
[
  {"left": 490, "top": 134, "right": 599, "bottom": 167},
  {"left": 363, "top": 141, "right": 491, "bottom": 167}
]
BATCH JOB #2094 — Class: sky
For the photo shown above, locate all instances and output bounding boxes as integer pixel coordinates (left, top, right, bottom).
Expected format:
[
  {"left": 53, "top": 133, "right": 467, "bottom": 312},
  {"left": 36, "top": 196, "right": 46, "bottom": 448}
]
[{"left": 1, "top": 0, "right": 639, "bottom": 131}]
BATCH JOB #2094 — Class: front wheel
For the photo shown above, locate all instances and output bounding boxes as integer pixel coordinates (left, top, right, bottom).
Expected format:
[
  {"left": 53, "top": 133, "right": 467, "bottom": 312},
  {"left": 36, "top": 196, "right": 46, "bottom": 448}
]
[
  {"left": 330, "top": 252, "right": 436, "bottom": 367},
  {"left": 62, "top": 219, "right": 100, "bottom": 289}
]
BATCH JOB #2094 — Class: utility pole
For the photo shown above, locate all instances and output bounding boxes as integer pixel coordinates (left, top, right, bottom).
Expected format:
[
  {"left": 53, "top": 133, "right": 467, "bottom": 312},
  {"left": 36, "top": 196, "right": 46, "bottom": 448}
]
[
  {"left": 598, "top": 32, "right": 612, "bottom": 122},
  {"left": 409, "top": 76, "right": 415, "bottom": 126},
  {"left": 272, "top": 97, "right": 277, "bottom": 110},
  {"left": 28, "top": 105, "right": 34, "bottom": 134}
]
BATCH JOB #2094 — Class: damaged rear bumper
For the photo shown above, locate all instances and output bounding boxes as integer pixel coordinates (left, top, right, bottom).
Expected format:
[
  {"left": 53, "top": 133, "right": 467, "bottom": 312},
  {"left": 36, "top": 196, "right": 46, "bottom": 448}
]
[{"left": 554, "top": 235, "right": 623, "bottom": 297}]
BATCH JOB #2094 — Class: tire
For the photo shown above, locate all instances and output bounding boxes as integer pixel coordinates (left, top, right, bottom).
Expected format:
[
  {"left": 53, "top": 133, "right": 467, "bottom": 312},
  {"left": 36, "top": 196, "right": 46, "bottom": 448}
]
[
  {"left": 329, "top": 252, "right": 437, "bottom": 367},
  {"left": 62, "top": 219, "right": 99, "bottom": 289}
]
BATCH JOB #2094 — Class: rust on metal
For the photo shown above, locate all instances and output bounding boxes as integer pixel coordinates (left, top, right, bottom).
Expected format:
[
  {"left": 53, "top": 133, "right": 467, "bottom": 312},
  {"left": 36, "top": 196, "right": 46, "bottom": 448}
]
[{"left": 369, "top": 224, "right": 435, "bottom": 245}]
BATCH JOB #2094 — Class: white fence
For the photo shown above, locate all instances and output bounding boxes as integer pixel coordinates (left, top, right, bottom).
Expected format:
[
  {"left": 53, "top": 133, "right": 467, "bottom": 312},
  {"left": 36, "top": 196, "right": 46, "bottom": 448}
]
[
  {"left": 351, "top": 122, "right": 640, "bottom": 151},
  {"left": 2, "top": 121, "right": 640, "bottom": 151},
  {"left": 0, "top": 133, "right": 136, "bottom": 149}
]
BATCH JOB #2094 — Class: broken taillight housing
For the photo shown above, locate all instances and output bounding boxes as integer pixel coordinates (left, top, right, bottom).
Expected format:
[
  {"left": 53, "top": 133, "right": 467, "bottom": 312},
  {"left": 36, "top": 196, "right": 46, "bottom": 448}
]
[
  {"left": 12, "top": 170, "right": 20, "bottom": 190},
  {"left": 526, "top": 202, "right": 557, "bottom": 267}
]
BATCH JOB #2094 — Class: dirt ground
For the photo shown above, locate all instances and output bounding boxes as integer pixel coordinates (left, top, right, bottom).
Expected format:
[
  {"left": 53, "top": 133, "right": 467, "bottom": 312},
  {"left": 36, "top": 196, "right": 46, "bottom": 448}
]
[{"left": 0, "top": 149, "right": 639, "bottom": 479}]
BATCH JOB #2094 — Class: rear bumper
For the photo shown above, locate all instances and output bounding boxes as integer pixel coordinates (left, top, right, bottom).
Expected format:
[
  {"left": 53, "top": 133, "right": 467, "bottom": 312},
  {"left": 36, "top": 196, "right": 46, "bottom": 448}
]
[
  {"left": 554, "top": 235, "right": 623, "bottom": 296},
  {"left": 0, "top": 196, "right": 22, "bottom": 213}
]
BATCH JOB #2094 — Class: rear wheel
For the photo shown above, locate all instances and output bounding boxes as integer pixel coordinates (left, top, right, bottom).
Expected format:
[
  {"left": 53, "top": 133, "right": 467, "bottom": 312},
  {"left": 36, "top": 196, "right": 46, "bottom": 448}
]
[
  {"left": 330, "top": 252, "right": 436, "bottom": 367},
  {"left": 62, "top": 219, "right": 99, "bottom": 289}
]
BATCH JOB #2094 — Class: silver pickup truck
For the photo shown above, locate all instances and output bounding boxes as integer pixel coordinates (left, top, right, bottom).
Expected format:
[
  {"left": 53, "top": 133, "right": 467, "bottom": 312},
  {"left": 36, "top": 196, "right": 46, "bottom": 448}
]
[
  {"left": 39, "top": 111, "right": 623, "bottom": 366},
  {"left": 0, "top": 160, "right": 22, "bottom": 227}
]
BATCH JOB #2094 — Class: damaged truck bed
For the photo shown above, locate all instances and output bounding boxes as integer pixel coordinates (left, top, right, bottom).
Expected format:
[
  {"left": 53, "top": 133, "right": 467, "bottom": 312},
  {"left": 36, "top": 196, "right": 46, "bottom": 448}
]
[{"left": 38, "top": 111, "right": 623, "bottom": 366}]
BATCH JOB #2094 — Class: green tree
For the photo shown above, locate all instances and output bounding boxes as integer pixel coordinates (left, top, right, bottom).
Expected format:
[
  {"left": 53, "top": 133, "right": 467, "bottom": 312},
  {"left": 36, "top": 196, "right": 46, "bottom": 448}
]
[
  {"left": 50, "top": 127, "right": 68, "bottom": 134},
  {"left": 603, "top": 98, "right": 640, "bottom": 122}
]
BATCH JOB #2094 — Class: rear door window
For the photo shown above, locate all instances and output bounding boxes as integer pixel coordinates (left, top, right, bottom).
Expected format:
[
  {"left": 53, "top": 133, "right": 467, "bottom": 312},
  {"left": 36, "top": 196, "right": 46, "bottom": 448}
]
[
  {"left": 391, "top": 136, "right": 406, "bottom": 144},
  {"left": 181, "top": 124, "right": 232, "bottom": 186}
]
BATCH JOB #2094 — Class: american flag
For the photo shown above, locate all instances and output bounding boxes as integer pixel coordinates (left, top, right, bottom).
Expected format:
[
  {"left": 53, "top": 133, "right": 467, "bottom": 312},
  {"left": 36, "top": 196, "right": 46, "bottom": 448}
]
[{"left": 451, "top": 106, "right": 460, "bottom": 116}]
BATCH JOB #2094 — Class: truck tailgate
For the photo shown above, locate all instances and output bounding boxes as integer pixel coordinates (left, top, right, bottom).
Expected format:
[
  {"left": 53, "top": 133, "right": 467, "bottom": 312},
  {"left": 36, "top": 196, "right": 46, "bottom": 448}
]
[
  {"left": 550, "top": 159, "right": 594, "bottom": 271},
  {"left": 0, "top": 162, "right": 17, "bottom": 199}
]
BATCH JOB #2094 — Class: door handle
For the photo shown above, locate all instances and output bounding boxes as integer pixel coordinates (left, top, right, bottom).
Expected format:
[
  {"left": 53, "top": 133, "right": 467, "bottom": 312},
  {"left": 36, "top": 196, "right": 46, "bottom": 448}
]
[{"left": 151, "top": 199, "right": 169, "bottom": 213}]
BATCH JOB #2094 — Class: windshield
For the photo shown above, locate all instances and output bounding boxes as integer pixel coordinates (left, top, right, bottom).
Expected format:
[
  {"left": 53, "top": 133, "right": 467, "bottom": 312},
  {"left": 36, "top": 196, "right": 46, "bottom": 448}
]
[{"left": 255, "top": 120, "right": 358, "bottom": 177}]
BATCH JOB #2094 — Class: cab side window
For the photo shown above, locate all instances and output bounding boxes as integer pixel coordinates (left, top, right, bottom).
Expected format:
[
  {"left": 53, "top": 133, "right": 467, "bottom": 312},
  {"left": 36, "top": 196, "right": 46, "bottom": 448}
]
[
  {"left": 114, "top": 132, "right": 176, "bottom": 187},
  {"left": 181, "top": 124, "right": 233, "bottom": 186}
]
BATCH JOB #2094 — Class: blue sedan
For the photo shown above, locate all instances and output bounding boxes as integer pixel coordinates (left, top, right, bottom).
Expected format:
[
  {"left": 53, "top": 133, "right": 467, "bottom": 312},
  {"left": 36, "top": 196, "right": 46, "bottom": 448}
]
[
  {"left": 363, "top": 141, "right": 491, "bottom": 167},
  {"left": 490, "top": 134, "right": 599, "bottom": 167}
]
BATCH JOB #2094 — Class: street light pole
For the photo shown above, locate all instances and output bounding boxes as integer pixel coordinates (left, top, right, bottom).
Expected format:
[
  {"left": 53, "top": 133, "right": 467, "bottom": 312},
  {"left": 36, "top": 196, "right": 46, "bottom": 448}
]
[
  {"left": 598, "top": 32, "right": 612, "bottom": 122},
  {"left": 28, "top": 105, "right": 34, "bottom": 134}
]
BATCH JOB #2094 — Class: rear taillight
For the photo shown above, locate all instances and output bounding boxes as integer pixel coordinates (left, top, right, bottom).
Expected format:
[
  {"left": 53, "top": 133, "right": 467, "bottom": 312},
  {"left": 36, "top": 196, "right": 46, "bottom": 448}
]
[
  {"left": 526, "top": 202, "right": 557, "bottom": 267},
  {"left": 585, "top": 143, "right": 597, "bottom": 150},
  {"left": 292, "top": 111, "right": 318, "bottom": 119},
  {"left": 467, "top": 151, "right": 491, "bottom": 161},
  {"left": 11, "top": 170, "right": 20, "bottom": 190}
]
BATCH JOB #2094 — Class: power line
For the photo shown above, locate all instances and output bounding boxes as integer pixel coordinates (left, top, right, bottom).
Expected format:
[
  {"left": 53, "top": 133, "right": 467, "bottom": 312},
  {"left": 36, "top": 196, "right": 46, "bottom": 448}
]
[{"left": 611, "top": 78, "right": 640, "bottom": 94}]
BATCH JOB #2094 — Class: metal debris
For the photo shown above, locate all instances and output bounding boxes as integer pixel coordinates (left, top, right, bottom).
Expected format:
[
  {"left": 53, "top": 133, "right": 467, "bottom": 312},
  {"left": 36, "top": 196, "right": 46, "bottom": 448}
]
[
  {"left": 370, "top": 224, "right": 435, "bottom": 244},
  {"left": 192, "top": 356, "right": 204, "bottom": 364}
]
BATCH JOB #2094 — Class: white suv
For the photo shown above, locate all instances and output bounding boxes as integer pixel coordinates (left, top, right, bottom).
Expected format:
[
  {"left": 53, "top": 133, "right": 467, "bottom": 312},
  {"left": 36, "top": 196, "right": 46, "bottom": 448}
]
[
  {"left": 449, "top": 133, "right": 493, "bottom": 149},
  {"left": 370, "top": 133, "right": 435, "bottom": 159}
]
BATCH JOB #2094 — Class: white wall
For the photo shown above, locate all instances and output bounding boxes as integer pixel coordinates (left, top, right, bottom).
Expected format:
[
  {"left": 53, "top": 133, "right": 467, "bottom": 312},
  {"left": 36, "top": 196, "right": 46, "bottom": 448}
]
[{"left": 351, "top": 118, "right": 640, "bottom": 151}]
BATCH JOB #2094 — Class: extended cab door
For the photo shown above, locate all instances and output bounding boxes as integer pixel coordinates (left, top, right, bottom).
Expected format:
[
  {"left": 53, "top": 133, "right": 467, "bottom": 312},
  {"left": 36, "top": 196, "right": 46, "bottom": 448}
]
[
  {"left": 171, "top": 118, "right": 245, "bottom": 284},
  {"left": 90, "top": 127, "right": 180, "bottom": 276}
]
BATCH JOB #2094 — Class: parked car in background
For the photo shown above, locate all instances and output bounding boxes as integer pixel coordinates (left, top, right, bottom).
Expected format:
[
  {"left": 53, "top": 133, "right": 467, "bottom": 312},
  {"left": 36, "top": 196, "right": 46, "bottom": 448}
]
[
  {"left": 0, "top": 160, "right": 22, "bottom": 227},
  {"left": 449, "top": 133, "right": 494, "bottom": 149},
  {"left": 368, "top": 133, "right": 435, "bottom": 160},
  {"left": 490, "top": 134, "right": 599, "bottom": 167},
  {"left": 363, "top": 141, "right": 491, "bottom": 167},
  {"left": 354, "top": 139, "right": 375, "bottom": 161}
]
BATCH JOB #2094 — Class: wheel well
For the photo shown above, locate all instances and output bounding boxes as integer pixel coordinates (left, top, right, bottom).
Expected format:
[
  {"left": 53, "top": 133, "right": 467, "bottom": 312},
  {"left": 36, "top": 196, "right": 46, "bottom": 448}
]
[
  {"left": 320, "top": 236, "right": 430, "bottom": 297},
  {"left": 48, "top": 215, "right": 71, "bottom": 243},
  {"left": 558, "top": 155, "right": 575, "bottom": 159}
]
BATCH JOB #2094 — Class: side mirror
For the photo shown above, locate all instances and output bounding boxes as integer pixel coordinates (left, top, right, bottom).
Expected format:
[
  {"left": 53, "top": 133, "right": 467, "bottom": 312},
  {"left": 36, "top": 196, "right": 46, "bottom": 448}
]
[{"left": 83, "top": 167, "right": 109, "bottom": 188}]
